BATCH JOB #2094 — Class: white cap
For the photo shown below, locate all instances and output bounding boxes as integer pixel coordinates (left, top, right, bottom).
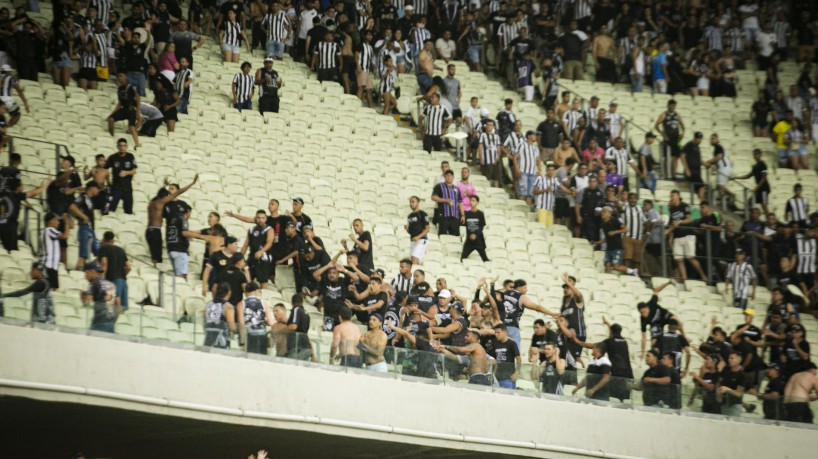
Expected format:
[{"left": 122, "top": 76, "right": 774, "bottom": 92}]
[
  {"left": 438, "top": 289, "right": 452, "bottom": 299},
  {"left": 479, "top": 108, "right": 490, "bottom": 117},
  {"left": 404, "top": 5, "right": 414, "bottom": 11},
  {"left": 0, "top": 64, "right": 12, "bottom": 72}
]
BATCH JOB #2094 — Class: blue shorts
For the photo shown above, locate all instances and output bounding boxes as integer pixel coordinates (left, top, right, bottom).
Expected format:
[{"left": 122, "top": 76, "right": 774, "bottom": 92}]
[
  {"left": 790, "top": 145, "right": 809, "bottom": 157},
  {"left": 517, "top": 173, "right": 536, "bottom": 198},
  {"left": 777, "top": 149, "right": 789, "bottom": 164},
  {"left": 222, "top": 43, "right": 241, "bottom": 54},
  {"left": 168, "top": 251, "right": 189, "bottom": 276},
  {"left": 54, "top": 55, "right": 74, "bottom": 68},
  {"left": 467, "top": 44, "right": 482, "bottom": 63},
  {"left": 605, "top": 249, "right": 624, "bottom": 266}
]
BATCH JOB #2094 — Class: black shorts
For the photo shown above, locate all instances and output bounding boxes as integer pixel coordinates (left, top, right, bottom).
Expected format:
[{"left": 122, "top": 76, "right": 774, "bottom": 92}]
[
  {"left": 666, "top": 139, "right": 681, "bottom": 157},
  {"left": 752, "top": 118, "right": 769, "bottom": 129},
  {"left": 754, "top": 188, "right": 769, "bottom": 205},
  {"left": 111, "top": 107, "right": 137, "bottom": 126},
  {"left": 250, "top": 261, "right": 274, "bottom": 283},
  {"left": 79, "top": 67, "right": 97, "bottom": 81},
  {"left": 162, "top": 108, "right": 178, "bottom": 122},
  {"left": 317, "top": 68, "right": 339, "bottom": 82},
  {"left": 342, "top": 55, "right": 355, "bottom": 78},
  {"left": 340, "top": 354, "right": 363, "bottom": 368},
  {"left": 46, "top": 267, "right": 59, "bottom": 290},
  {"left": 554, "top": 198, "right": 570, "bottom": 218},
  {"left": 246, "top": 333, "right": 269, "bottom": 355},
  {"left": 732, "top": 297, "right": 748, "bottom": 309},
  {"left": 480, "top": 163, "right": 502, "bottom": 182},
  {"left": 0, "top": 223, "right": 18, "bottom": 252},
  {"left": 468, "top": 374, "right": 491, "bottom": 386}
]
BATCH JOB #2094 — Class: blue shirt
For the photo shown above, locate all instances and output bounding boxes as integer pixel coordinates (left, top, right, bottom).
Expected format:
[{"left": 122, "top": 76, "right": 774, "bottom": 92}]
[{"left": 652, "top": 52, "right": 667, "bottom": 80}]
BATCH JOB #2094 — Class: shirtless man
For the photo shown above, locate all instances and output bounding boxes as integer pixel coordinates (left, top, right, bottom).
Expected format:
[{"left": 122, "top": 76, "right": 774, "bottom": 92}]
[
  {"left": 555, "top": 91, "right": 571, "bottom": 119},
  {"left": 553, "top": 138, "right": 579, "bottom": 167},
  {"left": 84, "top": 154, "right": 111, "bottom": 214},
  {"left": 270, "top": 303, "right": 289, "bottom": 356},
  {"left": 331, "top": 306, "right": 363, "bottom": 367},
  {"left": 360, "top": 313, "right": 388, "bottom": 372},
  {"left": 339, "top": 23, "right": 355, "bottom": 94},
  {"left": 145, "top": 175, "right": 198, "bottom": 265},
  {"left": 783, "top": 362, "right": 818, "bottom": 423},
  {"left": 592, "top": 25, "right": 616, "bottom": 83},
  {"left": 436, "top": 329, "right": 491, "bottom": 385},
  {"left": 417, "top": 39, "right": 435, "bottom": 93}
]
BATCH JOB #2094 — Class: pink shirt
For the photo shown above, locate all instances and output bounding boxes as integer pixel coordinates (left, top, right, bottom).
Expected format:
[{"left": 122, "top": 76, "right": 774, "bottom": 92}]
[
  {"left": 582, "top": 147, "right": 604, "bottom": 162},
  {"left": 158, "top": 52, "right": 178, "bottom": 73},
  {"left": 457, "top": 181, "right": 476, "bottom": 211}
]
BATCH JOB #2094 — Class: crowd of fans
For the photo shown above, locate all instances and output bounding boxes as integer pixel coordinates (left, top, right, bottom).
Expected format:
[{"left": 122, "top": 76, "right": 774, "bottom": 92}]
[{"left": 0, "top": 0, "right": 818, "bottom": 424}]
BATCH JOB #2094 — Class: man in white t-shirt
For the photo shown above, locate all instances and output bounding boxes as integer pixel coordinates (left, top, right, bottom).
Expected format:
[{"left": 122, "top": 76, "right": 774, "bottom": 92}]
[
  {"left": 298, "top": 0, "right": 319, "bottom": 59},
  {"left": 755, "top": 23, "right": 776, "bottom": 70},
  {"left": 435, "top": 30, "right": 457, "bottom": 61}
]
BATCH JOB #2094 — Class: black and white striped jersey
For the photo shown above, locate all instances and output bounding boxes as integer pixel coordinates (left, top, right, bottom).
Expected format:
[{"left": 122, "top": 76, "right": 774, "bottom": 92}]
[
  {"left": 263, "top": 11, "right": 290, "bottom": 41},
  {"left": 574, "top": 0, "right": 592, "bottom": 19},
  {"left": 174, "top": 68, "right": 193, "bottom": 100},
  {"left": 773, "top": 21, "right": 789, "bottom": 49},
  {"left": 702, "top": 25, "right": 723, "bottom": 51},
  {"left": 621, "top": 204, "right": 646, "bottom": 240},
  {"left": 562, "top": 110, "right": 582, "bottom": 134},
  {"left": 584, "top": 106, "right": 599, "bottom": 129},
  {"left": 606, "top": 112, "right": 624, "bottom": 139},
  {"left": 413, "top": 0, "right": 429, "bottom": 16},
  {"left": 410, "top": 26, "right": 432, "bottom": 53},
  {"left": 479, "top": 132, "right": 502, "bottom": 165},
  {"left": 604, "top": 147, "right": 630, "bottom": 176},
  {"left": 796, "top": 235, "right": 817, "bottom": 274},
  {"left": 357, "top": 42, "right": 374, "bottom": 72},
  {"left": 94, "top": 32, "right": 109, "bottom": 67},
  {"left": 786, "top": 197, "right": 809, "bottom": 223},
  {"left": 422, "top": 104, "right": 452, "bottom": 136},
  {"left": 724, "top": 27, "right": 745, "bottom": 52},
  {"left": 534, "top": 175, "right": 560, "bottom": 211},
  {"left": 503, "top": 131, "right": 524, "bottom": 152},
  {"left": 315, "top": 41, "right": 341, "bottom": 69},
  {"left": 42, "top": 227, "right": 62, "bottom": 270},
  {"left": 391, "top": 273, "right": 414, "bottom": 296},
  {"left": 497, "top": 22, "right": 518, "bottom": 50},
  {"left": 79, "top": 34, "right": 98, "bottom": 69},
  {"left": 726, "top": 261, "right": 756, "bottom": 299},
  {"left": 222, "top": 20, "right": 243, "bottom": 47},
  {"left": 515, "top": 142, "right": 539, "bottom": 175},
  {"left": 232, "top": 72, "right": 254, "bottom": 102},
  {"left": 0, "top": 74, "right": 16, "bottom": 97},
  {"left": 379, "top": 68, "right": 396, "bottom": 94},
  {"left": 89, "top": 0, "right": 112, "bottom": 24}
]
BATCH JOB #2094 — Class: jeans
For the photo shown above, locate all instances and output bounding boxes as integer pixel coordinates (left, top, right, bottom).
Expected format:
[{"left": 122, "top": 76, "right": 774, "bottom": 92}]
[
  {"left": 168, "top": 251, "right": 189, "bottom": 276},
  {"left": 177, "top": 97, "right": 189, "bottom": 115},
  {"left": 517, "top": 173, "right": 536, "bottom": 198},
  {"left": 112, "top": 278, "right": 129, "bottom": 311},
  {"left": 108, "top": 187, "right": 134, "bottom": 214},
  {"left": 640, "top": 171, "right": 657, "bottom": 193},
  {"left": 266, "top": 40, "right": 285, "bottom": 58},
  {"left": 417, "top": 73, "right": 433, "bottom": 93},
  {"left": 630, "top": 73, "right": 644, "bottom": 92},
  {"left": 91, "top": 322, "right": 115, "bottom": 333},
  {"left": 507, "top": 326, "right": 521, "bottom": 351},
  {"left": 77, "top": 223, "right": 99, "bottom": 259},
  {"left": 126, "top": 71, "right": 146, "bottom": 97}
]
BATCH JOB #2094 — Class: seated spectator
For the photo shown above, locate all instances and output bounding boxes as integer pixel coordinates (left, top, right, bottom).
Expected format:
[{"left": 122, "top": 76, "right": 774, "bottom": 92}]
[{"left": 582, "top": 139, "right": 605, "bottom": 171}]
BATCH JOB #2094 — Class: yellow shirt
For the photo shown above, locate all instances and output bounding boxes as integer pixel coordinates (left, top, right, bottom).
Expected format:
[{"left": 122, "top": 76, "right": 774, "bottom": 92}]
[{"left": 773, "top": 121, "right": 791, "bottom": 149}]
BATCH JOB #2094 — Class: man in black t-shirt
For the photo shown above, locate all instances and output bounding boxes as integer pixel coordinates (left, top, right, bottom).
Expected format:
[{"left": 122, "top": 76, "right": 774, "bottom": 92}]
[
  {"left": 105, "top": 138, "right": 137, "bottom": 215},
  {"left": 637, "top": 280, "right": 679, "bottom": 357},
  {"left": 298, "top": 245, "right": 330, "bottom": 298},
  {"left": 537, "top": 109, "right": 563, "bottom": 157},
  {"left": 405, "top": 196, "right": 431, "bottom": 264},
  {"left": 491, "top": 324, "right": 521, "bottom": 389},
  {"left": 599, "top": 206, "right": 638, "bottom": 276},
  {"left": 314, "top": 263, "right": 353, "bottom": 331},
  {"left": 639, "top": 350, "right": 672, "bottom": 406},
  {"left": 286, "top": 294, "right": 312, "bottom": 360},
  {"left": 461, "top": 196, "right": 489, "bottom": 261},
  {"left": 350, "top": 277, "right": 388, "bottom": 325},
  {"left": 0, "top": 177, "right": 48, "bottom": 252},
  {"left": 719, "top": 351, "right": 748, "bottom": 417},
  {"left": 344, "top": 218, "right": 373, "bottom": 272},
  {"left": 0, "top": 261, "right": 54, "bottom": 323},
  {"left": 528, "top": 318, "right": 558, "bottom": 363},
  {"left": 667, "top": 189, "right": 708, "bottom": 282},
  {"left": 680, "top": 132, "right": 706, "bottom": 200},
  {"left": 733, "top": 148, "right": 770, "bottom": 215},
  {"left": 215, "top": 255, "right": 248, "bottom": 311},
  {"left": 98, "top": 231, "right": 130, "bottom": 311}
]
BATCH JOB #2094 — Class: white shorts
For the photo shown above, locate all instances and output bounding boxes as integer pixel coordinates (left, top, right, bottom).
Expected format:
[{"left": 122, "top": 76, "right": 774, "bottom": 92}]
[
  {"left": 653, "top": 78, "right": 667, "bottom": 94},
  {"left": 521, "top": 85, "right": 534, "bottom": 101},
  {"left": 222, "top": 43, "right": 240, "bottom": 54},
  {"left": 697, "top": 77, "right": 710, "bottom": 91},
  {"left": 410, "top": 239, "right": 428, "bottom": 262},
  {"left": 367, "top": 360, "right": 387, "bottom": 372},
  {"left": 672, "top": 235, "right": 696, "bottom": 260},
  {"left": 716, "top": 166, "right": 733, "bottom": 186},
  {"left": 0, "top": 96, "right": 19, "bottom": 114}
]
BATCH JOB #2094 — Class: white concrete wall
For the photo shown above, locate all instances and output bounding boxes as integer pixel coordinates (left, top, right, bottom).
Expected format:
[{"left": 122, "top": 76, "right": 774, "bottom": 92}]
[{"left": 0, "top": 323, "right": 815, "bottom": 458}]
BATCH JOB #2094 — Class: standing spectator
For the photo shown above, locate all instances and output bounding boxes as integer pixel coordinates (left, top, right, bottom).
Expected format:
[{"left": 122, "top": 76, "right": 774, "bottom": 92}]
[
  {"left": 286, "top": 293, "right": 312, "bottom": 360},
  {"left": 404, "top": 196, "right": 430, "bottom": 265},
  {"left": 98, "top": 231, "right": 131, "bottom": 312},
  {"left": 461, "top": 196, "right": 488, "bottom": 262},
  {"left": 0, "top": 65, "right": 30, "bottom": 127},
  {"left": 0, "top": 177, "right": 48, "bottom": 252},
  {"left": 719, "top": 351, "right": 748, "bottom": 417},
  {"left": 599, "top": 206, "right": 638, "bottom": 276},
  {"left": 359, "top": 313, "right": 388, "bottom": 372},
  {"left": 490, "top": 323, "right": 521, "bottom": 389},
  {"left": 431, "top": 170, "right": 464, "bottom": 236},
  {"left": 82, "top": 261, "right": 119, "bottom": 333},
  {"left": 457, "top": 167, "right": 476, "bottom": 212},
  {"left": 231, "top": 61, "right": 255, "bottom": 111},
  {"left": 638, "top": 349, "right": 673, "bottom": 407},
  {"left": 666, "top": 190, "right": 708, "bottom": 283},
  {"left": 415, "top": 39, "right": 434, "bottom": 93},
  {"left": 256, "top": 57, "right": 283, "bottom": 114},
  {"left": 604, "top": 137, "right": 634, "bottom": 190},
  {"left": 379, "top": 55, "right": 398, "bottom": 115},
  {"left": 170, "top": 20, "right": 205, "bottom": 68},
  {"left": 513, "top": 130, "right": 541, "bottom": 207},
  {"left": 356, "top": 30, "right": 375, "bottom": 108},
  {"left": 533, "top": 162, "right": 569, "bottom": 228},
  {"left": 561, "top": 99, "right": 583, "bottom": 140},
  {"left": 785, "top": 184, "right": 809, "bottom": 227},
  {"left": 560, "top": 20, "right": 587, "bottom": 81},
  {"left": 478, "top": 120, "right": 502, "bottom": 188},
  {"left": 636, "top": 132, "right": 658, "bottom": 193},
  {"left": 681, "top": 132, "right": 706, "bottom": 201},
  {"left": 573, "top": 343, "right": 612, "bottom": 401},
  {"left": 344, "top": 219, "right": 373, "bottom": 273},
  {"left": 726, "top": 248, "right": 756, "bottom": 310},
  {"left": 732, "top": 149, "right": 770, "bottom": 215},
  {"left": 0, "top": 261, "right": 54, "bottom": 323},
  {"left": 174, "top": 57, "right": 193, "bottom": 115},
  {"left": 312, "top": 30, "right": 342, "bottom": 83},
  {"left": 537, "top": 109, "right": 564, "bottom": 162},
  {"left": 106, "top": 72, "right": 141, "bottom": 148},
  {"left": 203, "top": 282, "right": 237, "bottom": 348},
  {"left": 772, "top": 110, "right": 794, "bottom": 167},
  {"left": 420, "top": 93, "right": 452, "bottom": 153},
  {"left": 621, "top": 193, "right": 646, "bottom": 273},
  {"left": 220, "top": 10, "right": 250, "bottom": 63},
  {"left": 390, "top": 259, "right": 414, "bottom": 296},
  {"left": 652, "top": 42, "right": 670, "bottom": 93},
  {"left": 783, "top": 363, "right": 818, "bottom": 423},
  {"left": 578, "top": 174, "right": 604, "bottom": 243},
  {"left": 654, "top": 99, "right": 685, "bottom": 179},
  {"left": 241, "top": 210, "right": 275, "bottom": 289},
  {"left": 151, "top": 79, "right": 180, "bottom": 133},
  {"left": 237, "top": 282, "right": 274, "bottom": 355},
  {"left": 592, "top": 25, "right": 616, "bottom": 83},
  {"left": 105, "top": 138, "right": 137, "bottom": 215},
  {"left": 262, "top": 1, "right": 290, "bottom": 60},
  {"left": 120, "top": 30, "right": 151, "bottom": 97}
]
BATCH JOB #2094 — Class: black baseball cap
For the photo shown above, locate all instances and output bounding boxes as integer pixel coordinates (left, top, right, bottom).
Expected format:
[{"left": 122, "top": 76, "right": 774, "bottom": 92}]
[
  {"left": 224, "top": 236, "right": 238, "bottom": 245},
  {"left": 83, "top": 261, "right": 103, "bottom": 272},
  {"left": 301, "top": 245, "right": 314, "bottom": 254},
  {"left": 31, "top": 261, "right": 45, "bottom": 271},
  {"left": 293, "top": 197, "right": 305, "bottom": 205},
  {"left": 60, "top": 155, "right": 75, "bottom": 166},
  {"left": 286, "top": 221, "right": 296, "bottom": 228},
  {"left": 372, "top": 268, "right": 386, "bottom": 278},
  {"left": 415, "top": 281, "right": 431, "bottom": 292},
  {"left": 453, "top": 303, "right": 465, "bottom": 315},
  {"left": 694, "top": 131, "right": 704, "bottom": 138},
  {"left": 645, "top": 132, "right": 657, "bottom": 138},
  {"left": 514, "top": 279, "right": 527, "bottom": 288}
]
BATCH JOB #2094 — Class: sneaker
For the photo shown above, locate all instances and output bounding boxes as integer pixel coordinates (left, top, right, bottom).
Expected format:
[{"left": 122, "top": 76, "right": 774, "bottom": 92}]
[{"left": 631, "top": 268, "right": 639, "bottom": 277}]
